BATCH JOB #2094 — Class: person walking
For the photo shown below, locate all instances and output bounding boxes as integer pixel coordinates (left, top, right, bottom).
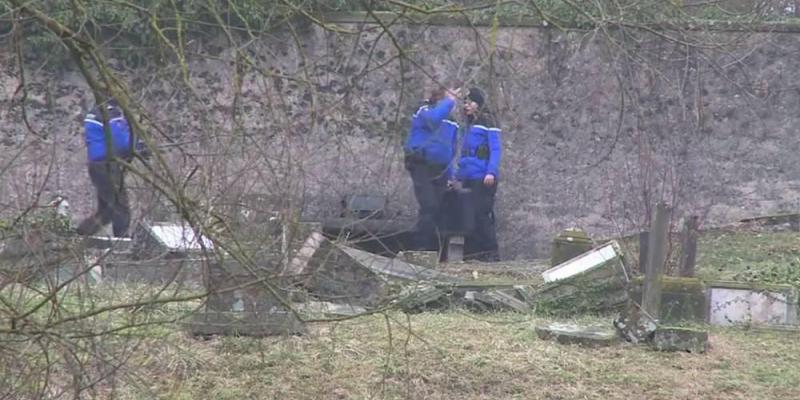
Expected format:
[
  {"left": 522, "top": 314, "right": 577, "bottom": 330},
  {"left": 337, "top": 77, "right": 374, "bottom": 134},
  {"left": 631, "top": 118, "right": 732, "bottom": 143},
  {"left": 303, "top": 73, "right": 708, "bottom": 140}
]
[{"left": 76, "top": 98, "right": 138, "bottom": 237}]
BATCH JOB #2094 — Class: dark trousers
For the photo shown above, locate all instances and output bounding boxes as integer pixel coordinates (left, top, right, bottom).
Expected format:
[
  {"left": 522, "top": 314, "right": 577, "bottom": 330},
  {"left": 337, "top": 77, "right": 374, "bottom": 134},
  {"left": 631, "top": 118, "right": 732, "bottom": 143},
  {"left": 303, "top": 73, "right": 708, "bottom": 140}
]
[
  {"left": 461, "top": 179, "right": 499, "bottom": 261},
  {"left": 405, "top": 155, "right": 448, "bottom": 251},
  {"left": 77, "top": 161, "right": 131, "bottom": 237}
]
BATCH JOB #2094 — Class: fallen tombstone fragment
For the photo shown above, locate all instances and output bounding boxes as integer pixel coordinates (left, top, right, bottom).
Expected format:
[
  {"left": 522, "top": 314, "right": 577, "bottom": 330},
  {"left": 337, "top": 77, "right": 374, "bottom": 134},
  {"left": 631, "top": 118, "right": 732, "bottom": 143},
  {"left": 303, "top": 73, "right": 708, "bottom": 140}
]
[
  {"left": 395, "top": 284, "right": 450, "bottom": 313},
  {"left": 184, "top": 309, "right": 305, "bottom": 337},
  {"left": 651, "top": 327, "right": 708, "bottom": 353},
  {"left": 293, "top": 301, "right": 367, "bottom": 317},
  {"left": 132, "top": 221, "right": 215, "bottom": 260},
  {"left": 613, "top": 308, "right": 657, "bottom": 344},
  {"left": 397, "top": 251, "right": 439, "bottom": 269},
  {"left": 535, "top": 322, "right": 620, "bottom": 347}
]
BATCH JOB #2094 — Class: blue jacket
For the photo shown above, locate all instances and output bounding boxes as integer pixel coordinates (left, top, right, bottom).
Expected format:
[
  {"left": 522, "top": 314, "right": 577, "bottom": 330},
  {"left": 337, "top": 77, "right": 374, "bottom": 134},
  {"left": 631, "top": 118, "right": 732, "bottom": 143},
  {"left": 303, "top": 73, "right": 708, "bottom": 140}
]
[
  {"left": 456, "top": 115, "right": 502, "bottom": 180},
  {"left": 404, "top": 97, "right": 458, "bottom": 168},
  {"left": 84, "top": 104, "right": 133, "bottom": 162}
]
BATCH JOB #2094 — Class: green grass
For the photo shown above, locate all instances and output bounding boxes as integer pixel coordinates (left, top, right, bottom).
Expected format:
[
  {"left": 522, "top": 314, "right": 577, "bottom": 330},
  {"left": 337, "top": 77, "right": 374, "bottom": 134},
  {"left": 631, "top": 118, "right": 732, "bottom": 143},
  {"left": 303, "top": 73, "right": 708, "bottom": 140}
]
[
  {"left": 4, "top": 226, "right": 800, "bottom": 399},
  {"left": 108, "top": 312, "right": 800, "bottom": 400},
  {"left": 618, "top": 227, "right": 800, "bottom": 283},
  {"left": 695, "top": 230, "right": 800, "bottom": 282}
]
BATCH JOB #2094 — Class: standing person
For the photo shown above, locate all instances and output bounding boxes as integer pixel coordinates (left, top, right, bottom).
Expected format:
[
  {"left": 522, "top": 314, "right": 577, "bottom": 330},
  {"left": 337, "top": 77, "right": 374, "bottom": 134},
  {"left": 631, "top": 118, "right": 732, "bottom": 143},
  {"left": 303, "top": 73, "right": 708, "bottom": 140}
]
[
  {"left": 404, "top": 86, "right": 461, "bottom": 250},
  {"left": 456, "top": 87, "right": 502, "bottom": 261},
  {"left": 76, "top": 98, "right": 137, "bottom": 238}
]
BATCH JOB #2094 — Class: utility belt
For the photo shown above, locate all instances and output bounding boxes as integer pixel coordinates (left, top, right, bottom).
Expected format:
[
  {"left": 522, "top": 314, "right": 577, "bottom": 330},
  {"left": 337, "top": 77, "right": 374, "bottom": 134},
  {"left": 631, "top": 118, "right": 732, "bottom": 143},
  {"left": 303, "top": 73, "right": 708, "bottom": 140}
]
[{"left": 404, "top": 148, "right": 447, "bottom": 170}]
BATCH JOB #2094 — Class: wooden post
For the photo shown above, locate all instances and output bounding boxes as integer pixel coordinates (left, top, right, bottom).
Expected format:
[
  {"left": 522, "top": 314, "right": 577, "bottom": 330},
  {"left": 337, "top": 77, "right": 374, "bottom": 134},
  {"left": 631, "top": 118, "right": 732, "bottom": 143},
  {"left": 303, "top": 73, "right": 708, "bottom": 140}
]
[
  {"left": 643, "top": 202, "right": 670, "bottom": 321},
  {"left": 679, "top": 215, "right": 699, "bottom": 277},
  {"left": 638, "top": 231, "right": 649, "bottom": 274}
]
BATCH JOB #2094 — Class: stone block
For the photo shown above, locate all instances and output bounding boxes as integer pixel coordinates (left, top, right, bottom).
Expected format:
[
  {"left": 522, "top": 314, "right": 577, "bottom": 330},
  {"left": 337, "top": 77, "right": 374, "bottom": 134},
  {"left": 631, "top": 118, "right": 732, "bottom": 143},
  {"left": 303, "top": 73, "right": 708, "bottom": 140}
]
[
  {"left": 132, "top": 221, "right": 214, "bottom": 259},
  {"left": 338, "top": 245, "right": 459, "bottom": 283},
  {"left": 294, "top": 301, "right": 366, "bottom": 317},
  {"left": 550, "top": 228, "right": 594, "bottom": 267},
  {"left": 184, "top": 310, "right": 305, "bottom": 337},
  {"left": 396, "top": 284, "right": 449, "bottom": 313},
  {"left": 706, "top": 281, "right": 798, "bottom": 326},
  {"left": 397, "top": 251, "right": 439, "bottom": 269},
  {"left": 534, "top": 242, "right": 629, "bottom": 314},
  {"left": 652, "top": 327, "right": 708, "bottom": 353},
  {"left": 631, "top": 276, "right": 708, "bottom": 324},
  {"left": 535, "top": 323, "right": 619, "bottom": 347},
  {"left": 446, "top": 235, "right": 464, "bottom": 263},
  {"left": 205, "top": 259, "right": 286, "bottom": 313},
  {"left": 542, "top": 241, "right": 622, "bottom": 283}
]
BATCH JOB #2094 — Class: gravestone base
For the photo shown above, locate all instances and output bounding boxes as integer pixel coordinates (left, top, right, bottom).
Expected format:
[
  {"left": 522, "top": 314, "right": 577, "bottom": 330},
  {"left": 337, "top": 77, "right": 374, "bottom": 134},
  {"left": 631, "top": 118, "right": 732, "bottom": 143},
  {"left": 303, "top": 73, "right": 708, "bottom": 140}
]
[
  {"left": 184, "top": 310, "right": 305, "bottom": 337},
  {"left": 535, "top": 323, "right": 619, "bottom": 347},
  {"left": 652, "top": 327, "right": 708, "bottom": 353}
]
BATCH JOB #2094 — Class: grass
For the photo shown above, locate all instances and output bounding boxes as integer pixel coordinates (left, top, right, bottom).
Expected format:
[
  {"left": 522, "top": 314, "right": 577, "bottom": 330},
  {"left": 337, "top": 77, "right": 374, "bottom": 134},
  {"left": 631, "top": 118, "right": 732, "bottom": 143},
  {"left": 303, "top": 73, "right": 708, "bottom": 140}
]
[
  {"left": 110, "top": 312, "right": 800, "bottom": 400},
  {"left": 3, "top": 225, "right": 800, "bottom": 399}
]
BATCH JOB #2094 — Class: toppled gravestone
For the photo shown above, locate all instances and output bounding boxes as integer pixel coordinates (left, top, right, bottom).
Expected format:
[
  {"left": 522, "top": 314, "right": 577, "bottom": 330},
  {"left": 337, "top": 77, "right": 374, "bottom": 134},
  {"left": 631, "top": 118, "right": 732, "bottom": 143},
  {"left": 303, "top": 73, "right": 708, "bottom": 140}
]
[
  {"left": 184, "top": 257, "right": 306, "bottom": 337},
  {"left": 287, "top": 229, "right": 460, "bottom": 307},
  {"left": 535, "top": 241, "right": 630, "bottom": 314},
  {"left": 131, "top": 221, "right": 215, "bottom": 260},
  {"left": 99, "top": 222, "right": 214, "bottom": 287},
  {"left": 535, "top": 322, "right": 620, "bottom": 347},
  {"left": 397, "top": 251, "right": 439, "bottom": 269},
  {"left": 651, "top": 327, "right": 708, "bottom": 353}
]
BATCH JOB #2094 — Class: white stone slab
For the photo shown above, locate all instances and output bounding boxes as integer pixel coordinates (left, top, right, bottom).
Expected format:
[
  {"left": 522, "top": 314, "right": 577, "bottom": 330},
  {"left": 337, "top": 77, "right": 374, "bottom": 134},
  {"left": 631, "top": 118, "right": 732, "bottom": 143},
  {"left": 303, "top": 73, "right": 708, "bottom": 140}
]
[
  {"left": 542, "top": 241, "right": 621, "bottom": 283},
  {"left": 708, "top": 287, "right": 794, "bottom": 326},
  {"left": 148, "top": 223, "right": 214, "bottom": 251}
]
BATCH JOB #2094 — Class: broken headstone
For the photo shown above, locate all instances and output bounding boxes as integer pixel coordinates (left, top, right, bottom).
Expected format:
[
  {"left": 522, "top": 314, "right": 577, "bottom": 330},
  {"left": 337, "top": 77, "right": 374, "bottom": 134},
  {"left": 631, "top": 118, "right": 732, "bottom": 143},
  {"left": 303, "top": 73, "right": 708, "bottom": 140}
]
[
  {"left": 396, "top": 284, "right": 449, "bottom": 313},
  {"left": 651, "top": 327, "right": 708, "bottom": 353},
  {"left": 535, "top": 241, "right": 629, "bottom": 314},
  {"left": 397, "top": 251, "right": 439, "bottom": 269},
  {"left": 461, "top": 289, "right": 530, "bottom": 313},
  {"left": 132, "top": 221, "right": 214, "bottom": 260},
  {"left": 184, "top": 309, "right": 305, "bottom": 337},
  {"left": 293, "top": 301, "right": 367, "bottom": 317},
  {"left": 536, "top": 322, "right": 619, "bottom": 347},
  {"left": 613, "top": 308, "right": 657, "bottom": 344}
]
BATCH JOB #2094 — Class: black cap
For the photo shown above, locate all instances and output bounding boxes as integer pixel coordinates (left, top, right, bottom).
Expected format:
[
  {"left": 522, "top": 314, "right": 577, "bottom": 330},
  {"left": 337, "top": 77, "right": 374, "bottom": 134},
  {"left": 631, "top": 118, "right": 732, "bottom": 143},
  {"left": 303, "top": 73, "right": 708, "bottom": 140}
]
[{"left": 467, "top": 87, "right": 485, "bottom": 108}]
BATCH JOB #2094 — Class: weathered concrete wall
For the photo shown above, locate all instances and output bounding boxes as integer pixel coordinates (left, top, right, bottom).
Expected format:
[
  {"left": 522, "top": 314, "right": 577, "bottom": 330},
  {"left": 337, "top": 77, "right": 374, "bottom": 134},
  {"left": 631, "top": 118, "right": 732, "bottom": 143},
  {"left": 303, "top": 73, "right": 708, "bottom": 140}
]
[{"left": 2, "top": 19, "right": 800, "bottom": 259}]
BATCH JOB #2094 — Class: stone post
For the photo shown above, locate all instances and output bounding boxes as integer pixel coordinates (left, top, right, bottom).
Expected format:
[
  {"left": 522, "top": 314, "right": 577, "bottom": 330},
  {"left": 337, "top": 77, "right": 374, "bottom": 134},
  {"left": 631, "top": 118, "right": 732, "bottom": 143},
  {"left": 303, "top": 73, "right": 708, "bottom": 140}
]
[
  {"left": 643, "top": 202, "right": 670, "bottom": 321},
  {"left": 679, "top": 215, "right": 699, "bottom": 277}
]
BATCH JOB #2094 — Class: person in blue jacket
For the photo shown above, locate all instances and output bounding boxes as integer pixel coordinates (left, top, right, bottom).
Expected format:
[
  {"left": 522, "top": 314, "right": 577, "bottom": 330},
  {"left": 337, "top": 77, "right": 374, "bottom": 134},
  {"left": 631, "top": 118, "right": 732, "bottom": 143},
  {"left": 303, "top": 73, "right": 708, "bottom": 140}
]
[
  {"left": 456, "top": 87, "right": 501, "bottom": 261},
  {"left": 76, "top": 98, "right": 142, "bottom": 237},
  {"left": 404, "top": 86, "right": 461, "bottom": 250}
]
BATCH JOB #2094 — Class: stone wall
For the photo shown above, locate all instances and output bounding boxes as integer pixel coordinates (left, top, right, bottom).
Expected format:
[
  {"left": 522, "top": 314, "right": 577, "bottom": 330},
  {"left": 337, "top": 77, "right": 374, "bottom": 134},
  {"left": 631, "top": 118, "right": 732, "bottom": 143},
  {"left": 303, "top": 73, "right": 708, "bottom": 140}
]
[{"left": 2, "top": 17, "right": 800, "bottom": 259}]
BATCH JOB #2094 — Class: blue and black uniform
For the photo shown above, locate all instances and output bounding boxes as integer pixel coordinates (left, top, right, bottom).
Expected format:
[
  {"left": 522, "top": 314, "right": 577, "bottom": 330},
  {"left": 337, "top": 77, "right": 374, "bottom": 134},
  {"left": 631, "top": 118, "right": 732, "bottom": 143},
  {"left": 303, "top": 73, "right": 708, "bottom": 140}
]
[
  {"left": 456, "top": 111, "right": 502, "bottom": 261},
  {"left": 76, "top": 100, "right": 135, "bottom": 237},
  {"left": 404, "top": 96, "right": 458, "bottom": 250}
]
